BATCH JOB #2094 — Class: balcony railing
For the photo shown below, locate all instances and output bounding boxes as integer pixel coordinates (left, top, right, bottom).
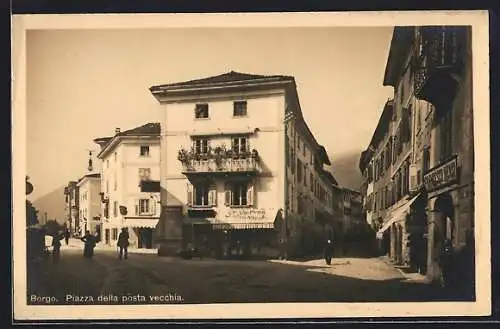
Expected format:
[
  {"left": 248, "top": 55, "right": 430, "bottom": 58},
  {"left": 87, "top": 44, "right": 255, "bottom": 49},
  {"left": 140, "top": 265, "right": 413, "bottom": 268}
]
[
  {"left": 414, "top": 27, "right": 466, "bottom": 104},
  {"left": 182, "top": 157, "right": 260, "bottom": 174},
  {"left": 178, "top": 146, "right": 261, "bottom": 174}
]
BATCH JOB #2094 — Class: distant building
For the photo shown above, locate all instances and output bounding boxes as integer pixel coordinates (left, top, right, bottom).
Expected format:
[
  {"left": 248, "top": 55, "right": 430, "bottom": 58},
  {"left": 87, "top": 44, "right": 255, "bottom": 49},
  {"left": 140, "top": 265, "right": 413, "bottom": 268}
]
[
  {"left": 76, "top": 173, "right": 101, "bottom": 236},
  {"left": 341, "top": 187, "right": 363, "bottom": 234},
  {"left": 149, "top": 71, "right": 340, "bottom": 258},
  {"left": 94, "top": 123, "right": 161, "bottom": 249},
  {"left": 63, "top": 181, "right": 79, "bottom": 236}
]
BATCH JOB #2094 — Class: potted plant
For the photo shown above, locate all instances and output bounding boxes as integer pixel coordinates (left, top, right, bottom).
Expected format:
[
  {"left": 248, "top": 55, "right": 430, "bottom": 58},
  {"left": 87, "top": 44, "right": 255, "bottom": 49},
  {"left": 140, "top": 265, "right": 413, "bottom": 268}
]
[
  {"left": 177, "top": 149, "right": 189, "bottom": 163},
  {"left": 214, "top": 145, "right": 225, "bottom": 169},
  {"left": 251, "top": 149, "right": 259, "bottom": 161}
]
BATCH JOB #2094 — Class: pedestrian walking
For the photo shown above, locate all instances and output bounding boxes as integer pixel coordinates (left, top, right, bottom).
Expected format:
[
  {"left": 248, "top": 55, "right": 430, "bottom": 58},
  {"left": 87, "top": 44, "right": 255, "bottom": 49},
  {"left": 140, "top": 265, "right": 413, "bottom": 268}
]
[
  {"left": 80, "top": 230, "right": 97, "bottom": 258},
  {"left": 52, "top": 231, "right": 64, "bottom": 263},
  {"left": 117, "top": 227, "right": 129, "bottom": 260},
  {"left": 324, "top": 239, "right": 334, "bottom": 265}
]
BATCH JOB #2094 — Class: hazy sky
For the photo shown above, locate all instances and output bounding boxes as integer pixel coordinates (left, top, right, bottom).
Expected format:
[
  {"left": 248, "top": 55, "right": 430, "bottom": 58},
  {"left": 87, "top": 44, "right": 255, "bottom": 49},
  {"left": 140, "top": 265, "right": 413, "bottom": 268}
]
[{"left": 27, "top": 27, "right": 394, "bottom": 201}]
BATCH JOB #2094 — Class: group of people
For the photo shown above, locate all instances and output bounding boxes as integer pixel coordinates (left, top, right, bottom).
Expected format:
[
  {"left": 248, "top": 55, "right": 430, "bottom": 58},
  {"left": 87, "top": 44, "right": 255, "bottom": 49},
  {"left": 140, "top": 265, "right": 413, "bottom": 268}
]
[{"left": 50, "top": 227, "right": 130, "bottom": 262}]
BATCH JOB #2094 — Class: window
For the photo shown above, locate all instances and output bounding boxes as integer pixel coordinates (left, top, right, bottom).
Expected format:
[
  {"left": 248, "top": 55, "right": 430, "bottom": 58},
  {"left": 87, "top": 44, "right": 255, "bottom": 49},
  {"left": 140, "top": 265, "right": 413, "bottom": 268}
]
[
  {"left": 193, "top": 138, "right": 209, "bottom": 154},
  {"left": 113, "top": 201, "right": 118, "bottom": 217},
  {"left": 140, "top": 145, "right": 150, "bottom": 157},
  {"left": 138, "top": 199, "right": 151, "bottom": 214},
  {"left": 423, "top": 147, "right": 431, "bottom": 173},
  {"left": 107, "top": 160, "right": 109, "bottom": 168},
  {"left": 187, "top": 183, "right": 216, "bottom": 207},
  {"left": 195, "top": 185, "right": 209, "bottom": 207},
  {"left": 232, "top": 182, "right": 248, "bottom": 206},
  {"left": 232, "top": 137, "right": 248, "bottom": 154},
  {"left": 195, "top": 103, "right": 209, "bottom": 119},
  {"left": 310, "top": 173, "right": 314, "bottom": 192},
  {"left": 114, "top": 152, "right": 117, "bottom": 162},
  {"left": 302, "top": 143, "right": 306, "bottom": 157},
  {"left": 303, "top": 164, "right": 307, "bottom": 185},
  {"left": 139, "top": 168, "right": 151, "bottom": 182},
  {"left": 113, "top": 173, "right": 117, "bottom": 191},
  {"left": 224, "top": 181, "right": 253, "bottom": 207},
  {"left": 233, "top": 101, "right": 247, "bottom": 116},
  {"left": 112, "top": 228, "right": 118, "bottom": 240},
  {"left": 296, "top": 159, "right": 302, "bottom": 183},
  {"left": 106, "top": 180, "right": 109, "bottom": 193}
]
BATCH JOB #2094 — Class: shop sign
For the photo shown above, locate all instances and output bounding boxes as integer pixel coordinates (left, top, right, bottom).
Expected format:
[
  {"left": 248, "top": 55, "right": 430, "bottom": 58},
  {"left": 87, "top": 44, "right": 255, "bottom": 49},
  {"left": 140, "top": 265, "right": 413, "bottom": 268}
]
[
  {"left": 423, "top": 155, "right": 458, "bottom": 192},
  {"left": 225, "top": 208, "right": 266, "bottom": 221}
]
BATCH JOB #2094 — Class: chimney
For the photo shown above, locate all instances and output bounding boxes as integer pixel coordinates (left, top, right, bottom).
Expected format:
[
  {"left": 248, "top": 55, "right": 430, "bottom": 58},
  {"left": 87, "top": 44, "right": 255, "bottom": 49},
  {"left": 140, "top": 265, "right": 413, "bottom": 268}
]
[{"left": 115, "top": 128, "right": 121, "bottom": 134}]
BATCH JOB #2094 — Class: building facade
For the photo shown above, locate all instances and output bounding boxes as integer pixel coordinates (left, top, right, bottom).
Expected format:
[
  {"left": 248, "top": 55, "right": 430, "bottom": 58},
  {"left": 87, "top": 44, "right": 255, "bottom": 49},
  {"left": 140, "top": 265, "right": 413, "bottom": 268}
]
[
  {"left": 361, "top": 26, "right": 474, "bottom": 286},
  {"left": 76, "top": 173, "right": 101, "bottom": 236},
  {"left": 94, "top": 123, "right": 161, "bottom": 249},
  {"left": 63, "top": 181, "right": 79, "bottom": 237},
  {"left": 341, "top": 188, "right": 363, "bottom": 234},
  {"left": 150, "top": 71, "right": 339, "bottom": 258}
]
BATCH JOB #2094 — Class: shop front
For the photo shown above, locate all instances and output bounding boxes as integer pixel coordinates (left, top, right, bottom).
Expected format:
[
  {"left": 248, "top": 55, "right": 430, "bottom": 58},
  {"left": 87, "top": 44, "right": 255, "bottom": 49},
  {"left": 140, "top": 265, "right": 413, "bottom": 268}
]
[{"left": 182, "top": 207, "right": 281, "bottom": 259}]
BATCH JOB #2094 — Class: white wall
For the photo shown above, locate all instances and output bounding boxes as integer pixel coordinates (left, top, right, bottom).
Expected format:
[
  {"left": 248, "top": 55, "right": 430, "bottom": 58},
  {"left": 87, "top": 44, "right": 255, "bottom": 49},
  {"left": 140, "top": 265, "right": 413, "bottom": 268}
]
[{"left": 162, "top": 91, "right": 286, "bottom": 221}]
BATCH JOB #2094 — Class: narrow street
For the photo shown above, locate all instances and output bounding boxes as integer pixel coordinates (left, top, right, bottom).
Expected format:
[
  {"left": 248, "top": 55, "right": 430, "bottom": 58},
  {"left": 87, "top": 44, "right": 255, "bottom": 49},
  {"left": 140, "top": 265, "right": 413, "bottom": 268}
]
[{"left": 28, "top": 245, "right": 446, "bottom": 305}]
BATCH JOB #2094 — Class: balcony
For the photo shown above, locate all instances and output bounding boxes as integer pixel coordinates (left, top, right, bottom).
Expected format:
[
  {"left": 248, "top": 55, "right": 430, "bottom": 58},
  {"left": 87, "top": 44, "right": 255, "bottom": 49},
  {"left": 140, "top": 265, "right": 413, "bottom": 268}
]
[
  {"left": 178, "top": 146, "right": 261, "bottom": 175},
  {"left": 413, "top": 27, "right": 467, "bottom": 107}
]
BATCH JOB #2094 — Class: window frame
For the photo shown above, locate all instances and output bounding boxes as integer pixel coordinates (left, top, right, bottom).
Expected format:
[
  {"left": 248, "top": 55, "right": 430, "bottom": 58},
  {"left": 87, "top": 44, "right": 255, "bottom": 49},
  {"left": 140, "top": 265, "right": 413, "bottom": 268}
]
[
  {"left": 139, "top": 145, "right": 150, "bottom": 157},
  {"left": 194, "top": 103, "right": 209, "bottom": 119},
  {"left": 233, "top": 100, "right": 248, "bottom": 117}
]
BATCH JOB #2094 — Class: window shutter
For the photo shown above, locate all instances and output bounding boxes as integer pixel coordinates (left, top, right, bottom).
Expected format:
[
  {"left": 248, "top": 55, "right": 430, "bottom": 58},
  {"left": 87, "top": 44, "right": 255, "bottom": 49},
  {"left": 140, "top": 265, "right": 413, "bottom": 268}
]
[
  {"left": 246, "top": 182, "right": 255, "bottom": 206},
  {"left": 135, "top": 201, "right": 139, "bottom": 215},
  {"left": 409, "top": 164, "right": 418, "bottom": 192},
  {"left": 187, "top": 183, "right": 193, "bottom": 206},
  {"left": 208, "top": 186, "right": 217, "bottom": 206},
  {"left": 224, "top": 183, "right": 232, "bottom": 206}
]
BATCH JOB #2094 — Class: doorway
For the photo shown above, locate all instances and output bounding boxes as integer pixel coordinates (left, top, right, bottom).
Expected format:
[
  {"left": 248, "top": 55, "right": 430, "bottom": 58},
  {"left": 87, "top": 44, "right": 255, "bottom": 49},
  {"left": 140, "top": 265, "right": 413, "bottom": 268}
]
[{"left": 138, "top": 228, "right": 153, "bottom": 249}]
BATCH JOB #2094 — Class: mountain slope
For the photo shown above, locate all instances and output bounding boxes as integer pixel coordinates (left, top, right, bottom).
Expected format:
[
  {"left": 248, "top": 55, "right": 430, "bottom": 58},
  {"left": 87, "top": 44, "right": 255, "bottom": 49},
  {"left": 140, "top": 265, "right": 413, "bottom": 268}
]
[
  {"left": 330, "top": 151, "right": 363, "bottom": 191},
  {"left": 32, "top": 185, "right": 67, "bottom": 225}
]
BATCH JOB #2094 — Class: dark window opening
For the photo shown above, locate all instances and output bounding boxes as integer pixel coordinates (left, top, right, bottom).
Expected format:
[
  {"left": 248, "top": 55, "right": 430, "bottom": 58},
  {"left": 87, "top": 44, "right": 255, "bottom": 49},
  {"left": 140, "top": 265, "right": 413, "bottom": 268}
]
[
  {"left": 233, "top": 101, "right": 247, "bottom": 116},
  {"left": 195, "top": 104, "right": 209, "bottom": 119}
]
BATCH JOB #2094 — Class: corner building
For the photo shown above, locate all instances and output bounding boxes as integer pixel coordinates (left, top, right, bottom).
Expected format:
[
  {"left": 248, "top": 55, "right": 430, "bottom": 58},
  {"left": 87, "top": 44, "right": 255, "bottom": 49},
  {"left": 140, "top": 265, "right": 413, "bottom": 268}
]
[{"left": 150, "top": 71, "right": 338, "bottom": 258}]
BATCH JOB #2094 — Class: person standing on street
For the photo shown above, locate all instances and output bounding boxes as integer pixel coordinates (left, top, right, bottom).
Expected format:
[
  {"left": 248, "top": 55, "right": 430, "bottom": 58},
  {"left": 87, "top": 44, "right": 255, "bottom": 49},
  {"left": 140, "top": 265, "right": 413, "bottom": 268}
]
[
  {"left": 64, "top": 228, "right": 70, "bottom": 246},
  {"left": 52, "top": 231, "right": 64, "bottom": 263},
  {"left": 81, "top": 230, "right": 97, "bottom": 258},
  {"left": 324, "top": 239, "right": 334, "bottom": 265},
  {"left": 117, "top": 227, "right": 130, "bottom": 260}
]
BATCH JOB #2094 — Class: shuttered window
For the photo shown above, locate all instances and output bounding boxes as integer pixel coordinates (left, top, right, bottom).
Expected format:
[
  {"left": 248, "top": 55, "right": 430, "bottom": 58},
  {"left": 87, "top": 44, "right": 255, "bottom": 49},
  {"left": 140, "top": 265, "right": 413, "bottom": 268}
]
[
  {"left": 224, "top": 181, "right": 254, "bottom": 206},
  {"left": 187, "top": 182, "right": 216, "bottom": 207}
]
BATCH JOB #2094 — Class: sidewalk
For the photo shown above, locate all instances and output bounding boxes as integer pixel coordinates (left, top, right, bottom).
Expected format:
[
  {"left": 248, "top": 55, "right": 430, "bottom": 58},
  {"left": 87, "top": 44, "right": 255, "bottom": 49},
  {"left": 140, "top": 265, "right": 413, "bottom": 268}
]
[
  {"left": 379, "top": 256, "right": 430, "bottom": 283},
  {"left": 95, "top": 242, "right": 158, "bottom": 255}
]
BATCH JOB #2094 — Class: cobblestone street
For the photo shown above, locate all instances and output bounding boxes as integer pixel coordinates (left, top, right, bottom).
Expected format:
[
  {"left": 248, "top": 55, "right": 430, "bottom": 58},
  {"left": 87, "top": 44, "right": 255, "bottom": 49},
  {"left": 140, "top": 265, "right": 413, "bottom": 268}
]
[{"left": 28, "top": 245, "right": 446, "bottom": 305}]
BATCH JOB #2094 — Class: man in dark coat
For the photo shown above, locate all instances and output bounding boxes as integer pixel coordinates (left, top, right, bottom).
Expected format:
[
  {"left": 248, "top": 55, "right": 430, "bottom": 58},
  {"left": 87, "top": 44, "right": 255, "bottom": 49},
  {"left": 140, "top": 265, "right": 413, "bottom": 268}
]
[
  {"left": 117, "top": 227, "right": 130, "bottom": 260},
  {"left": 64, "top": 228, "right": 70, "bottom": 246},
  {"left": 324, "top": 239, "right": 334, "bottom": 265}
]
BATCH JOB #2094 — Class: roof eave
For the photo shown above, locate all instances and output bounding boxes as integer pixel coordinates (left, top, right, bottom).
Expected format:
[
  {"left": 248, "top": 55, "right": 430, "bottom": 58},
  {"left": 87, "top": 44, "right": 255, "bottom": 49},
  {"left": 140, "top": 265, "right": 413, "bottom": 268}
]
[{"left": 150, "top": 79, "right": 294, "bottom": 101}]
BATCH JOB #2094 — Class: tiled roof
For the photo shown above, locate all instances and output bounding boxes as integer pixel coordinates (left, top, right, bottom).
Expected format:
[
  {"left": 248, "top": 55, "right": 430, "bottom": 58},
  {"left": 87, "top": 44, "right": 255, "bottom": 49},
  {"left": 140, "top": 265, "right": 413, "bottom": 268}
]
[
  {"left": 150, "top": 71, "right": 294, "bottom": 91},
  {"left": 117, "top": 122, "right": 161, "bottom": 136},
  {"left": 94, "top": 123, "right": 161, "bottom": 159}
]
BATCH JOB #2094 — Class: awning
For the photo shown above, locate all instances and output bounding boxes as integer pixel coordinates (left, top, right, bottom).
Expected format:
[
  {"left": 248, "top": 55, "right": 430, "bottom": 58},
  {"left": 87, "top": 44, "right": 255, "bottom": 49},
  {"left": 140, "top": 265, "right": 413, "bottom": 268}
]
[
  {"left": 376, "top": 193, "right": 421, "bottom": 239},
  {"left": 124, "top": 217, "right": 159, "bottom": 229},
  {"left": 182, "top": 216, "right": 276, "bottom": 230}
]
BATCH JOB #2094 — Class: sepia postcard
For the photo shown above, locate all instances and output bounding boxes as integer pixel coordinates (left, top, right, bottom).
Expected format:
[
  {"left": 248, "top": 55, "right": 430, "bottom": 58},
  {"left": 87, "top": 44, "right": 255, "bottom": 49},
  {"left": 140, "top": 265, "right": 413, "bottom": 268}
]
[{"left": 12, "top": 11, "right": 491, "bottom": 321}]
